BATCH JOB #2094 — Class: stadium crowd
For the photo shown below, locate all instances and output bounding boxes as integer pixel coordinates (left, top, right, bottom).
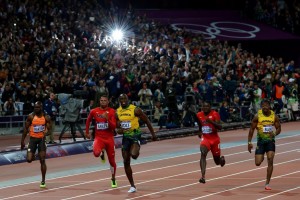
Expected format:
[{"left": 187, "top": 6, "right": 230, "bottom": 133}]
[{"left": 0, "top": 0, "right": 299, "bottom": 125}]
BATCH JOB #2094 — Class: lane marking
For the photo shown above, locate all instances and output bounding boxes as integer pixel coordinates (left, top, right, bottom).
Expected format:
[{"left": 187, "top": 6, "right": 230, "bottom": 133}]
[
  {"left": 1, "top": 135, "right": 298, "bottom": 189},
  {"left": 190, "top": 172, "right": 300, "bottom": 200},
  {"left": 125, "top": 158, "right": 300, "bottom": 200},
  {"left": 257, "top": 186, "right": 300, "bottom": 200},
  {"left": 5, "top": 149, "right": 294, "bottom": 200},
  {"left": 0, "top": 138, "right": 299, "bottom": 200}
]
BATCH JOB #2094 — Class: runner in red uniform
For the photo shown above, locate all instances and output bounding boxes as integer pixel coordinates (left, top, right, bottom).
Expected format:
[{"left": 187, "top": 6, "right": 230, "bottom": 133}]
[
  {"left": 196, "top": 101, "right": 225, "bottom": 184},
  {"left": 85, "top": 95, "right": 117, "bottom": 188}
]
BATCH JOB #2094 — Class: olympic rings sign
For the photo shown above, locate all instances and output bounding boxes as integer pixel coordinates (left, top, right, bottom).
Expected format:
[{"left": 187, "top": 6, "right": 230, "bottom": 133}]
[{"left": 171, "top": 21, "right": 261, "bottom": 39}]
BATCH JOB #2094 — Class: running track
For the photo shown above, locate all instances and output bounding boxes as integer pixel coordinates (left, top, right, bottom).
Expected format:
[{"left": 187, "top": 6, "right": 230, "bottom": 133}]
[{"left": 0, "top": 121, "right": 299, "bottom": 200}]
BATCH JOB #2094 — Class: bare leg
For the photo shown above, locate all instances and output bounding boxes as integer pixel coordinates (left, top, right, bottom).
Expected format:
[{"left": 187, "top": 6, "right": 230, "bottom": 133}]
[
  {"left": 199, "top": 145, "right": 208, "bottom": 183},
  {"left": 39, "top": 151, "right": 47, "bottom": 183},
  {"left": 266, "top": 151, "right": 275, "bottom": 185},
  {"left": 122, "top": 150, "right": 135, "bottom": 187}
]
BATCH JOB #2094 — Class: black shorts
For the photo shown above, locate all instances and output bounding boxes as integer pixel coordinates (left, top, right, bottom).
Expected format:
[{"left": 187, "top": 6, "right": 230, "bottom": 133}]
[
  {"left": 122, "top": 135, "right": 141, "bottom": 151},
  {"left": 27, "top": 137, "right": 47, "bottom": 154},
  {"left": 255, "top": 140, "right": 275, "bottom": 155}
]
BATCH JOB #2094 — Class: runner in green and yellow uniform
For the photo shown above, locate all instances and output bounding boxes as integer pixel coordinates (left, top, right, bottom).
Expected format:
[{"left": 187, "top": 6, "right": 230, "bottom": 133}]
[
  {"left": 116, "top": 94, "right": 157, "bottom": 193},
  {"left": 248, "top": 99, "right": 281, "bottom": 191}
]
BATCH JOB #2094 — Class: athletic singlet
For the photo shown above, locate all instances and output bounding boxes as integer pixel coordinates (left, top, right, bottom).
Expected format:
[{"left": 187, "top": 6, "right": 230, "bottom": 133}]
[
  {"left": 86, "top": 107, "right": 116, "bottom": 137},
  {"left": 196, "top": 110, "right": 220, "bottom": 138},
  {"left": 257, "top": 109, "right": 275, "bottom": 142},
  {"left": 116, "top": 104, "right": 140, "bottom": 137},
  {"left": 29, "top": 115, "right": 46, "bottom": 138}
]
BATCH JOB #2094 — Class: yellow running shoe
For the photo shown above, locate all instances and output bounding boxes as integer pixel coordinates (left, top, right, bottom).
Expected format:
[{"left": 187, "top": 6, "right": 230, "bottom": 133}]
[
  {"left": 111, "top": 179, "right": 117, "bottom": 188},
  {"left": 40, "top": 181, "right": 46, "bottom": 188}
]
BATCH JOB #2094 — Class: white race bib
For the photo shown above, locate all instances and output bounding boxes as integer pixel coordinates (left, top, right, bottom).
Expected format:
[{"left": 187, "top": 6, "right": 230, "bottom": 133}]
[
  {"left": 202, "top": 126, "right": 212, "bottom": 134},
  {"left": 263, "top": 125, "right": 273, "bottom": 133},
  {"left": 33, "top": 125, "right": 45, "bottom": 133},
  {"left": 120, "top": 121, "right": 131, "bottom": 129},
  {"left": 96, "top": 122, "right": 109, "bottom": 130}
]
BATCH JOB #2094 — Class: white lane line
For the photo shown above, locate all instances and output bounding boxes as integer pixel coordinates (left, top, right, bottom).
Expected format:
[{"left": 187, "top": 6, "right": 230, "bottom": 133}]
[
  {"left": 64, "top": 150, "right": 299, "bottom": 200},
  {"left": 126, "top": 158, "right": 300, "bottom": 200},
  {"left": 1, "top": 136, "right": 298, "bottom": 191},
  {"left": 1, "top": 143, "right": 299, "bottom": 200},
  {"left": 1, "top": 135, "right": 298, "bottom": 190},
  {"left": 257, "top": 186, "right": 300, "bottom": 200},
  {"left": 0, "top": 150, "right": 252, "bottom": 200}
]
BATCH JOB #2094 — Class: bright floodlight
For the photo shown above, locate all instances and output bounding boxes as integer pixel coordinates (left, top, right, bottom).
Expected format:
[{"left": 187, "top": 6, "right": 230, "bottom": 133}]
[{"left": 112, "top": 29, "right": 123, "bottom": 42}]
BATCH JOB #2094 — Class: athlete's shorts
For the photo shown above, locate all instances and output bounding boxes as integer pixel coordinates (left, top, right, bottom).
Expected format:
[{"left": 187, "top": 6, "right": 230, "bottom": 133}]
[
  {"left": 122, "top": 134, "right": 141, "bottom": 151},
  {"left": 93, "top": 136, "right": 115, "bottom": 158},
  {"left": 200, "top": 136, "right": 221, "bottom": 157},
  {"left": 27, "top": 137, "right": 47, "bottom": 154},
  {"left": 255, "top": 140, "right": 275, "bottom": 155}
]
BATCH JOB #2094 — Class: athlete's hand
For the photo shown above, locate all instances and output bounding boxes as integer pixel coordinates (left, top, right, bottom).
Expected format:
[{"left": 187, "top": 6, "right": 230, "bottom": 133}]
[
  {"left": 248, "top": 143, "right": 253, "bottom": 153},
  {"left": 21, "top": 141, "right": 25, "bottom": 150},
  {"left": 102, "top": 111, "right": 109, "bottom": 120},
  {"left": 268, "top": 131, "right": 275, "bottom": 139}
]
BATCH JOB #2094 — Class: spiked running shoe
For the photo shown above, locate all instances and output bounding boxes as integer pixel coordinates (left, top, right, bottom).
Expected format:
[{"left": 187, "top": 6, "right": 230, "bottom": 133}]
[
  {"left": 40, "top": 181, "right": 46, "bottom": 188},
  {"left": 100, "top": 151, "right": 106, "bottom": 164},
  {"left": 265, "top": 184, "right": 272, "bottom": 190},
  {"left": 128, "top": 186, "right": 137, "bottom": 193},
  {"left": 111, "top": 179, "right": 118, "bottom": 188},
  {"left": 220, "top": 156, "right": 226, "bottom": 167},
  {"left": 199, "top": 178, "right": 206, "bottom": 184}
]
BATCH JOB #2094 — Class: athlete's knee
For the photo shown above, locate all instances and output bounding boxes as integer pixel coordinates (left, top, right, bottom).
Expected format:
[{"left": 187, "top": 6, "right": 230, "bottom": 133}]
[
  {"left": 27, "top": 158, "right": 32, "bottom": 163},
  {"left": 267, "top": 157, "right": 274, "bottom": 166},
  {"left": 255, "top": 160, "right": 263, "bottom": 166},
  {"left": 200, "top": 146, "right": 208, "bottom": 154},
  {"left": 40, "top": 158, "right": 46, "bottom": 164},
  {"left": 123, "top": 158, "right": 130, "bottom": 166},
  {"left": 131, "top": 152, "right": 139, "bottom": 160},
  {"left": 93, "top": 151, "right": 100, "bottom": 157}
]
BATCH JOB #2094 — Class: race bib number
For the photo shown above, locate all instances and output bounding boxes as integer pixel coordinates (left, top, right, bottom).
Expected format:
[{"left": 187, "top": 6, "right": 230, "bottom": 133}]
[
  {"left": 96, "top": 122, "right": 109, "bottom": 130},
  {"left": 202, "top": 126, "right": 212, "bottom": 134},
  {"left": 120, "top": 121, "right": 131, "bottom": 129},
  {"left": 263, "top": 125, "right": 273, "bottom": 133},
  {"left": 33, "top": 125, "right": 45, "bottom": 133}
]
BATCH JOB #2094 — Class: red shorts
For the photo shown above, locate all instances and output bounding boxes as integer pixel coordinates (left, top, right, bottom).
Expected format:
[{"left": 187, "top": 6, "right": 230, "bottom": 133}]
[{"left": 200, "top": 135, "right": 221, "bottom": 157}]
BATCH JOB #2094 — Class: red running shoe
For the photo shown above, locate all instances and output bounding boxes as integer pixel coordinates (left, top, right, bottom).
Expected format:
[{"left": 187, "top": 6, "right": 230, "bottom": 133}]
[{"left": 265, "top": 184, "right": 272, "bottom": 190}]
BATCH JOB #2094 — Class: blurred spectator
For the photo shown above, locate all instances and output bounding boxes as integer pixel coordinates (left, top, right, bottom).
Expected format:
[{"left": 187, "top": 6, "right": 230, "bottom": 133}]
[
  {"left": 273, "top": 81, "right": 285, "bottom": 114},
  {"left": 43, "top": 92, "right": 58, "bottom": 144},
  {"left": 219, "top": 101, "right": 230, "bottom": 123},
  {"left": 253, "top": 83, "right": 262, "bottom": 112},
  {"left": 3, "top": 98, "right": 18, "bottom": 116},
  {"left": 153, "top": 101, "right": 167, "bottom": 129},
  {"left": 138, "top": 82, "right": 153, "bottom": 106},
  {"left": 287, "top": 79, "right": 299, "bottom": 120}
]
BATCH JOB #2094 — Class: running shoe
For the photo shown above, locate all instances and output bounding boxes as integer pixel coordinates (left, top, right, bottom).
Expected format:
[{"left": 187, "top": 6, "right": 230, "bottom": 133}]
[
  {"left": 128, "top": 186, "right": 137, "bottom": 193},
  {"left": 100, "top": 151, "right": 106, "bottom": 164},
  {"left": 111, "top": 179, "right": 118, "bottom": 188},
  {"left": 199, "top": 178, "right": 206, "bottom": 184},
  {"left": 40, "top": 181, "right": 46, "bottom": 188},
  {"left": 220, "top": 156, "right": 226, "bottom": 167},
  {"left": 265, "top": 184, "right": 272, "bottom": 190}
]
